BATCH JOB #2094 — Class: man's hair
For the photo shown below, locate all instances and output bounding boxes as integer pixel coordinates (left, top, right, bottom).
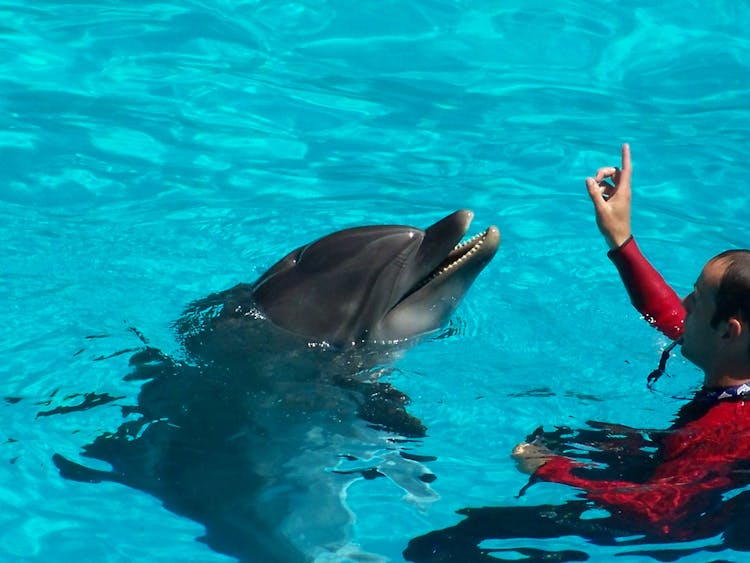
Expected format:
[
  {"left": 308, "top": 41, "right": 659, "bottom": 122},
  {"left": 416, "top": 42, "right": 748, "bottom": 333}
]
[{"left": 710, "top": 250, "right": 750, "bottom": 332}]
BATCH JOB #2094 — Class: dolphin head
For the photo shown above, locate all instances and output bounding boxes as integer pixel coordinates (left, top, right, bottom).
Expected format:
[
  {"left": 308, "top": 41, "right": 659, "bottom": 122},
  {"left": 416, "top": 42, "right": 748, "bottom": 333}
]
[{"left": 250, "top": 210, "right": 500, "bottom": 347}]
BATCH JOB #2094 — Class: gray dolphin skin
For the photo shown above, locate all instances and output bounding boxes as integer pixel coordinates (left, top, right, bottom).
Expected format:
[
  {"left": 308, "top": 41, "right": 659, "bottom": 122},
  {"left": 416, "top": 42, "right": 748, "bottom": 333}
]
[
  {"left": 50, "top": 210, "right": 500, "bottom": 563},
  {"left": 214, "top": 209, "right": 499, "bottom": 347}
]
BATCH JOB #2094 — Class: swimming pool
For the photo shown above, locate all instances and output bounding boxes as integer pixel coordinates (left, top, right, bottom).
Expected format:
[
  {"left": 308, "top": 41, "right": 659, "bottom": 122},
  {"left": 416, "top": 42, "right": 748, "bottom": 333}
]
[{"left": 2, "top": 1, "right": 749, "bottom": 561}]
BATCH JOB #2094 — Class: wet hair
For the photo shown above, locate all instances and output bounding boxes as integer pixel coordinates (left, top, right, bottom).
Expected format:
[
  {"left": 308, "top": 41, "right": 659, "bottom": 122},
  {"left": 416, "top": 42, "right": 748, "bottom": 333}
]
[{"left": 710, "top": 250, "right": 750, "bottom": 335}]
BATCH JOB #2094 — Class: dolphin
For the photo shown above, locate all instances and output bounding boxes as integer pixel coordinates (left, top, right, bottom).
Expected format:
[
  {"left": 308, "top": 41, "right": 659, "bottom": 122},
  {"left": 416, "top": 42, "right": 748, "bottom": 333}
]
[
  {"left": 50, "top": 210, "right": 499, "bottom": 562},
  {"left": 183, "top": 209, "right": 499, "bottom": 351}
]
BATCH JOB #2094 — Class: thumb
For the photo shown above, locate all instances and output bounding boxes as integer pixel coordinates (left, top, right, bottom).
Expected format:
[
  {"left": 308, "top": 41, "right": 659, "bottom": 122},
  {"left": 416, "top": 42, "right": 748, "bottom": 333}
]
[{"left": 585, "top": 177, "right": 605, "bottom": 209}]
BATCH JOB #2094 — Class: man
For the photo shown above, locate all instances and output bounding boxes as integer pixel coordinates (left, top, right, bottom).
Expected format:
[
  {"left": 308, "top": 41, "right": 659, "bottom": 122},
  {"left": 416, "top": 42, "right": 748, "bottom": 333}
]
[
  {"left": 403, "top": 145, "right": 750, "bottom": 562},
  {"left": 512, "top": 143, "right": 750, "bottom": 537}
]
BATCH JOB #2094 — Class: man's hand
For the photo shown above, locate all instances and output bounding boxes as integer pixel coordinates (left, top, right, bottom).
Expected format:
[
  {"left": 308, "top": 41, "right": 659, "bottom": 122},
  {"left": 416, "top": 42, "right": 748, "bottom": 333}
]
[
  {"left": 511, "top": 440, "right": 554, "bottom": 475},
  {"left": 585, "top": 143, "right": 633, "bottom": 249}
]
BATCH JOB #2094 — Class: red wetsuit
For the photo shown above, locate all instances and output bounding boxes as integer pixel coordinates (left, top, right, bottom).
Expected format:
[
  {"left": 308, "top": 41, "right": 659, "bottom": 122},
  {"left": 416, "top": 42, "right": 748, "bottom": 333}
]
[{"left": 534, "top": 237, "right": 750, "bottom": 537}]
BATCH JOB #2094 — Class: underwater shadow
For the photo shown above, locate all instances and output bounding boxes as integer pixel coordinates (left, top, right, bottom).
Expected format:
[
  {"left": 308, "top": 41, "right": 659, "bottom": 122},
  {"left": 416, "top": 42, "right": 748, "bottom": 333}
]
[{"left": 50, "top": 302, "right": 438, "bottom": 563}]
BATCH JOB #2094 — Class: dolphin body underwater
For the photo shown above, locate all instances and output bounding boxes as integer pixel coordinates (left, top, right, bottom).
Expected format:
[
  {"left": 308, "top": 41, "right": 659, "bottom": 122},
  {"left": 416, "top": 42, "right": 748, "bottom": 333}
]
[{"left": 52, "top": 210, "right": 500, "bottom": 562}]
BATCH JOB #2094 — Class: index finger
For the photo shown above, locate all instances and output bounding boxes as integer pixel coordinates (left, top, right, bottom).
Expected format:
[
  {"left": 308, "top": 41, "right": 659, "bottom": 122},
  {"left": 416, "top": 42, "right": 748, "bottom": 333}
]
[
  {"left": 594, "top": 166, "right": 619, "bottom": 182},
  {"left": 620, "top": 143, "right": 632, "bottom": 182}
]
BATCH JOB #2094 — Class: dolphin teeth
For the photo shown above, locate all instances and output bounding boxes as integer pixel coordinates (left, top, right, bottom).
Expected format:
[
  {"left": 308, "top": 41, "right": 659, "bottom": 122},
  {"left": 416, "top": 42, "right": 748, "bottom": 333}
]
[{"left": 413, "top": 229, "right": 489, "bottom": 289}]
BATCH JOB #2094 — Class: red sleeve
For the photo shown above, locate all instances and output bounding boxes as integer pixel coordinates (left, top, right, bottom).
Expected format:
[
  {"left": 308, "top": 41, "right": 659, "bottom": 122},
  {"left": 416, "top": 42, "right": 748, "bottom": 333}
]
[
  {"left": 608, "top": 236, "right": 685, "bottom": 340},
  {"left": 534, "top": 401, "right": 750, "bottom": 535},
  {"left": 535, "top": 456, "right": 634, "bottom": 496},
  {"left": 536, "top": 455, "right": 729, "bottom": 534}
]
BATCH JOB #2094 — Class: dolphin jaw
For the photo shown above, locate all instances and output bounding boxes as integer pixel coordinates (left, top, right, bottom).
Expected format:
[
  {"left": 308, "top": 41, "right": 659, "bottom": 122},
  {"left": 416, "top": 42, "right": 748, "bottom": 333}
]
[
  {"left": 401, "top": 225, "right": 499, "bottom": 301},
  {"left": 371, "top": 224, "right": 499, "bottom": 343}
]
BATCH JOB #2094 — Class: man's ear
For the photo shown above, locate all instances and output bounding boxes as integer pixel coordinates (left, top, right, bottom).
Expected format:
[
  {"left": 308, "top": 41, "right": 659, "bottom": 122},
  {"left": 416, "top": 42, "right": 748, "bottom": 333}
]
[{"left": 725, "top": 317, "right": 744, "bottom": 339}]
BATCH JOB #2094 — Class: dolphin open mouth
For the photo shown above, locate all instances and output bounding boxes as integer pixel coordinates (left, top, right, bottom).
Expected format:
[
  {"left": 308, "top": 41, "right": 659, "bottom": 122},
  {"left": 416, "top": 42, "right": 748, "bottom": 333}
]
[
  {"left": 406, "top": 226, "right": 500, "bottom": 299},
  {"left": 372, "top": 211, "right": 499, "bottom": 342}
]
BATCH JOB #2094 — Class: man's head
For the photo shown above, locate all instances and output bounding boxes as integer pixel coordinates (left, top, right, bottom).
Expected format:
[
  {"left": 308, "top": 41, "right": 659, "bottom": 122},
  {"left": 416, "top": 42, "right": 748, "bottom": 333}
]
[{"left": 682, "top": 250, "right": 750, "bottom": 386}]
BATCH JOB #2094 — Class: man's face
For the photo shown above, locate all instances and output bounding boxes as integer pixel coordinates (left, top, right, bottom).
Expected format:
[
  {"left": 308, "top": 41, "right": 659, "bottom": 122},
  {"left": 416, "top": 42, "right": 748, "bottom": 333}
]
[{"left": 680, "top": 259, "right": 727, "bottom": 371}]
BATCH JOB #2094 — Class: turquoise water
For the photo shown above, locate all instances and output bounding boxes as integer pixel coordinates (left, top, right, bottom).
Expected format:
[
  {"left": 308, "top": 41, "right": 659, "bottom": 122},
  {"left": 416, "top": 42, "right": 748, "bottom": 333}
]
[{"left": 2, "top": 1, "right": 749, "bottom": 561}]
